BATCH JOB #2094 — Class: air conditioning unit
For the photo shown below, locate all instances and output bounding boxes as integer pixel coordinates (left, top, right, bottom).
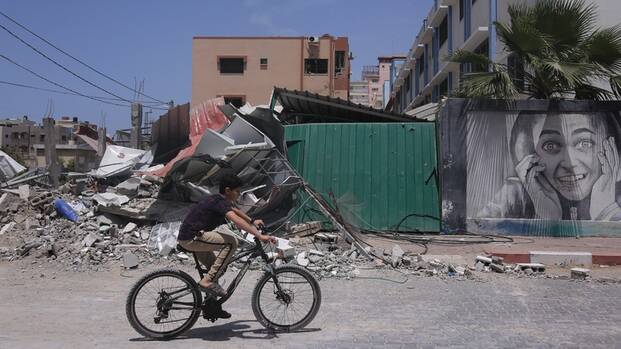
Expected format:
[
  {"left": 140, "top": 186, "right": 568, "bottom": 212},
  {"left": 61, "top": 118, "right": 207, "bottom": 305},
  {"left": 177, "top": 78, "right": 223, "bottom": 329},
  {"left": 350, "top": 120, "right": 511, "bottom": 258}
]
[{"left": 307, "top": 36, "right": 320, "bottom": 43}]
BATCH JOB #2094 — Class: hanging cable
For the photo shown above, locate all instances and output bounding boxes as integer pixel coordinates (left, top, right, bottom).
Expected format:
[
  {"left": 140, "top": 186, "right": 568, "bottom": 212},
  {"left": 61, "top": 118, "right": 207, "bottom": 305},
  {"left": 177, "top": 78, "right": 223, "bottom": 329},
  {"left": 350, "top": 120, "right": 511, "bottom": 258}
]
[
  {"left": 0, "top": 23, "right": 134, "bottom": 103},
  {"left": 0, "top": 54, "right": 131, "bottom": 107},
  {"left": 0, "top": 11, "right": 169, "bottom": 105},
  {"left": 0, "top": 80, "right": 127, "bottom": 101}
]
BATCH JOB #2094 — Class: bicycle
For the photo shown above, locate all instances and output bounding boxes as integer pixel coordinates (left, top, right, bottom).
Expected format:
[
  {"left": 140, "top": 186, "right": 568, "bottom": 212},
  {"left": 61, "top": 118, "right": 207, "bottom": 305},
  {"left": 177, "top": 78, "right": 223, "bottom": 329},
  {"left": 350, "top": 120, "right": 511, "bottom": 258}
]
[{"left": 125, "top": 229, "right": 322, "bottom": 339}]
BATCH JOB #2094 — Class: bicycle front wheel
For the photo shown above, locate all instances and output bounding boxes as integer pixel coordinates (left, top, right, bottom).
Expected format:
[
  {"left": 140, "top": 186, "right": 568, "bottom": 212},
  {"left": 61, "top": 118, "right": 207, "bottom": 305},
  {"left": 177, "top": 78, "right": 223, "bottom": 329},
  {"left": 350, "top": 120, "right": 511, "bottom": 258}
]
[
  {"left": 251, "top": 265, "right": 321, "bottom": 332},
  {"left": 126, "top": 269, "right": 202, "bottom": 339}
]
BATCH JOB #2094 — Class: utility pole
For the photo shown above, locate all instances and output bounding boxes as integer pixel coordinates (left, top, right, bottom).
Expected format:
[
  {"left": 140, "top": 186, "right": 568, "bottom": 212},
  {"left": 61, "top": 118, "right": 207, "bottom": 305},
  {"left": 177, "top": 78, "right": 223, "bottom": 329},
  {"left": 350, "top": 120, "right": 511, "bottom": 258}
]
[
  {"left": 97, "top": 127, "right": 106, "bottom": 157},
  {"left": 130, "top": 103, "right": 142, "bottom": 149},
  {"left": 42, "top": 117, "right": 60, "bottom": 188}
]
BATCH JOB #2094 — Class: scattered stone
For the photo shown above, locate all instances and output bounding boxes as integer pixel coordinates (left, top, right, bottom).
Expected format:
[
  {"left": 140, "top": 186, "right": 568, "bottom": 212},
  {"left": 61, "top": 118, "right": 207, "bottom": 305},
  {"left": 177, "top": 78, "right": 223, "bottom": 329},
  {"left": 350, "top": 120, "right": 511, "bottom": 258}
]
[
  {"left": 391, "top": 244, "right": 405, "bottom": 268},
  {"left": 0, "top": 221, "right": 16, "bottom": 235},
  {"left": 475, "top": 261, "right": 484, "bottom": 272},
  {"left": 571, "top": 268, "right": 590, "bottom": 280},
  {"left": 296, "top": 252, "right": 310, "bottom": 267},
  {"left": 122, "top": 222, "right": 138, "bottom": 234},
  {"left": 476, "top": 255, "right": 492, "bottom": 264},
  {"left": 115, "top": 177, "right": 141, "bottom": 197},
  {"left": 82, "top": 233, "right": 99, "bottom": 248},
  {"left": 122, "top": 252, "right": 139, "bottom": 269},
  {"left": 490, "top": 263, "right": 505, "bottom": 273}
]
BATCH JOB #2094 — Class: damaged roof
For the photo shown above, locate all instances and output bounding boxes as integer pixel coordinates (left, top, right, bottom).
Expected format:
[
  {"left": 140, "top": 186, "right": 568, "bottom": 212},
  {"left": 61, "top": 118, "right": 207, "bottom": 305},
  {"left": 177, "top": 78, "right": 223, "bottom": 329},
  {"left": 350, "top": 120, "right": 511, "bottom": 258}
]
[{"left": 271, "top": 87, "right": 418, "bottom": 123}]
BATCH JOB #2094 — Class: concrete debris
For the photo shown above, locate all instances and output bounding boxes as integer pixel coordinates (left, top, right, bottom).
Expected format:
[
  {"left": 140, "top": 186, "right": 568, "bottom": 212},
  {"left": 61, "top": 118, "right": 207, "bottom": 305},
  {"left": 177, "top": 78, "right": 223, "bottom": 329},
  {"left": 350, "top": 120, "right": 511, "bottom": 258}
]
[
  {"left": 115, "top": 177, "right": 141, "bottom": 197},
  {"left": 288, "top": 221, "right": 322, "bottom": 237},
  {"left": 122, "top": 222, "right": 138, "bottom": 234},
  {"left": 314, "top": 233, "right": 338, "bottom": 243},
  {"left": 18, "top": 185, "right": 30, "bottom": 200},
  {"left": 92, "top": 192, "right": 130, "bottom": 207},
  {"left": 571, "top": 268, "right": 590, "bottom": 279},
  {"left": 82, "top": 233, "right": 99, "bottom": 247},
  {"left": 0, "top": 221, "right": 15, "bottom": 235},
  {"left": 122, "top": 252, "right": 139, "bottom": 269}
]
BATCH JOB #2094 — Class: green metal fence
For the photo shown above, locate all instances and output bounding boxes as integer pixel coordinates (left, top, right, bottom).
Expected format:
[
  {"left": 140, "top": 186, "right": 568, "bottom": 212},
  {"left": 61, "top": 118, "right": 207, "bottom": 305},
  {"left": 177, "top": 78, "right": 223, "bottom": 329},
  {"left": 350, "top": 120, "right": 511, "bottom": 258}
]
[{"left": 285, "top": 122, "right": 440, "bottom": 232}]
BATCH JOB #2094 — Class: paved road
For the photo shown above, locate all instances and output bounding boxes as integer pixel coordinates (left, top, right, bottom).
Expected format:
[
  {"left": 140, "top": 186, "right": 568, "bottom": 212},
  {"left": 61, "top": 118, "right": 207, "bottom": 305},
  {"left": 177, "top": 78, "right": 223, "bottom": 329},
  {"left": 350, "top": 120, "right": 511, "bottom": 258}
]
[{"left": 1, "top": 264, "right": 620, "bottom": 349}]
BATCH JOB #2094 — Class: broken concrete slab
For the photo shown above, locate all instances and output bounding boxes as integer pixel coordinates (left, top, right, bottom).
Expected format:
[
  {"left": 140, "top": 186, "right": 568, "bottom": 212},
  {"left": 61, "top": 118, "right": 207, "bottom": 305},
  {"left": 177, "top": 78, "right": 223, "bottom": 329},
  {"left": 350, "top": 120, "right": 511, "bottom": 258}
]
[
  {"left": 115, "top": 177, "right": 141, "bottom": 197},
  {"left": 288, "top": 221, "right": 322, "bottom": 237},
  {"left": 490, "top": 263, "right": 505, "bottom": 273},
  {"left": 571, "top": 268, "right": 590, "bottom": 279},
  {"left": 82, "top": 233, "right": 99, "bottom": 248},
  {"left": 18, "top": 184, "right": 30, "bottom": 200},
  {"left": 476, "top": 255, "right": 493, "bottom": 264},
  {"left": 92, "top": 192, "right": 130, "bottom": 207},
  {"left": 122, "top": 222, "right": 138, "bottom": 234},
  {"left": 422, "top": 255, "right": 468, "bottom": 266},
  {"left": 0, "top": 221, "right": 15, "bottom": 235},
  {"left": 296, "top": 252, "right": 310, "bottom": 266},
  {"left": 515, "top": 263, "right": 546, "bottom": 273},
  {"left": 122, "top": 252, "right": 139, "bottom": 269}
]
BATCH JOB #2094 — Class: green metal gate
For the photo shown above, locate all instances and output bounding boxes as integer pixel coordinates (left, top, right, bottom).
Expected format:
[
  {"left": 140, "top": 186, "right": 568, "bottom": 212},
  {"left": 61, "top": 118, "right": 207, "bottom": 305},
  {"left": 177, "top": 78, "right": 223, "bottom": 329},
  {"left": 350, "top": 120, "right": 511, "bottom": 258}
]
[{"left": 285, "top": 122, "right": 440, "bottom": 232}]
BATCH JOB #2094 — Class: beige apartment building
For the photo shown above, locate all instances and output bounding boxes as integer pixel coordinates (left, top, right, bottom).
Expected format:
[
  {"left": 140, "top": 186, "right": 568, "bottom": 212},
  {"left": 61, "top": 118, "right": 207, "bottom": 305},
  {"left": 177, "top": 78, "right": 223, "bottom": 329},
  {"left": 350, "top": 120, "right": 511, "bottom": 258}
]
[{"left": 192, "top": 35, "right": 350, "bottom": 108}]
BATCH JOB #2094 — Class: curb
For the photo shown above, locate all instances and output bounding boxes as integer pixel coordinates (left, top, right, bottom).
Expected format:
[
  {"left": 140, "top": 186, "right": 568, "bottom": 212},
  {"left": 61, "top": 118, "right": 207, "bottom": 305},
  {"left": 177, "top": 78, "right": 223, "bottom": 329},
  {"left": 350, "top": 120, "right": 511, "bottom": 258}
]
[{"left": 484, "top": 249, "right": 621, "bottom": 266}]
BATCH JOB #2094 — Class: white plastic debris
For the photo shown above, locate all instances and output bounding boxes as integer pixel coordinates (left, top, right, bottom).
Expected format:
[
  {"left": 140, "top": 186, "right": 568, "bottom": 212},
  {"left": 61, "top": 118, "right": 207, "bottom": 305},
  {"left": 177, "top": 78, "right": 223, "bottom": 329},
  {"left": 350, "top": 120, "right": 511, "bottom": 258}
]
[{"left": 147, "top": 221, "right": 182, "bottom": 255}]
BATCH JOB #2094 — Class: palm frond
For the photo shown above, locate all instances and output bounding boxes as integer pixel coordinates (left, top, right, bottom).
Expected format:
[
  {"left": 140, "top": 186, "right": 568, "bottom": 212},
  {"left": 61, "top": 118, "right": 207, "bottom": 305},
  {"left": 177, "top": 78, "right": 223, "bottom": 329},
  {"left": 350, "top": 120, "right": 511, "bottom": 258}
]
[
  {"left": 611, "top": 75, "right": 621, "bottom": 99},
  {"left": 574, "top": 83, "right": 616, "bottom": 101},
  {"left": 584, "top": 25, "right": 621, "bottom": 72},
  {"left": 448, "top": 49, "right": 493, "bottom": 66},
  {"left": 455, "top": 69, "right": 519, "bottom": 100},
  {"left": 531, "top": 0, "right": 598, "bottom": 52}
]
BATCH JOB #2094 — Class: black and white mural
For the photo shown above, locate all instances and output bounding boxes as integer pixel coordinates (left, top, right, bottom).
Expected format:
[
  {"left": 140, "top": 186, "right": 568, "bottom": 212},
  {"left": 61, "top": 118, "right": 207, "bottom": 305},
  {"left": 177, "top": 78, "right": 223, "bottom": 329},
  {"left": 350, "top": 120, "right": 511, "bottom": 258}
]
[
  {"left": 439, "top": 99, "right": 621, "bottom": 235},
  {"left": 468, "top": 111, "right": 621, "bottom": 222}
]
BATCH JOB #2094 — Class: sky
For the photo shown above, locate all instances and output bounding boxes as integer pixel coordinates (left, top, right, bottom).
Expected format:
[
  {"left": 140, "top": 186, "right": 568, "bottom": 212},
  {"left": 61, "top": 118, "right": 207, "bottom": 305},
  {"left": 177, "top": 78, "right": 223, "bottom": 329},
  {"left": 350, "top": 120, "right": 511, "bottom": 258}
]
[{"left": 0, "top": 0, "right": 432, "bottom": 132}]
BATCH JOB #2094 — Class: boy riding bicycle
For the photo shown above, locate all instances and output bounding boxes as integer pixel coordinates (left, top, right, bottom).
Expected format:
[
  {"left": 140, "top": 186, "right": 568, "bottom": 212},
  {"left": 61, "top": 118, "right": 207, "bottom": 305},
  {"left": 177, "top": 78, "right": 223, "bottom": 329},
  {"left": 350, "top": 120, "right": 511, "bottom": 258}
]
[{"left": 177, "top": 174, "right": 277, "bottom": 308}]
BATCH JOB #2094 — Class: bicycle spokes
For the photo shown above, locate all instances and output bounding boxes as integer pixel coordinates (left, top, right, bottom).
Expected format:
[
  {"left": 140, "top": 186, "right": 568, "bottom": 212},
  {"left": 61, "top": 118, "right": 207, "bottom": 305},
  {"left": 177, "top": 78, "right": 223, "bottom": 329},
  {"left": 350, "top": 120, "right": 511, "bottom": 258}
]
[{"left": 258, "top": 271, "right": 316, "bottom": 327}]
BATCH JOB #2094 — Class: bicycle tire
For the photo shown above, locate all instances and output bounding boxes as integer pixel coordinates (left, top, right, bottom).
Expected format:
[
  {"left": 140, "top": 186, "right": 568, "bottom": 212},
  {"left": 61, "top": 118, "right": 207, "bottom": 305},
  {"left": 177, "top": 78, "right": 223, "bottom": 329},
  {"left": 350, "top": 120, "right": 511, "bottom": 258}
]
[
  {"left": 126, "top": 269, "right": 202, "bottom": 339},
  {"left": 251, "top": 264, "right": 321, "bottom": 332}
]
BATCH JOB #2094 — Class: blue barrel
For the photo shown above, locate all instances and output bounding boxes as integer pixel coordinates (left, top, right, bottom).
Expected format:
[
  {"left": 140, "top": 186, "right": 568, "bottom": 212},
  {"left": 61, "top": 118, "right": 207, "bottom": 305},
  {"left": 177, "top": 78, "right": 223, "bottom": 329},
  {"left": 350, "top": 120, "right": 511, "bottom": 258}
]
[{"left": 54, "top": 198, "right": 78, "bottom": 222}]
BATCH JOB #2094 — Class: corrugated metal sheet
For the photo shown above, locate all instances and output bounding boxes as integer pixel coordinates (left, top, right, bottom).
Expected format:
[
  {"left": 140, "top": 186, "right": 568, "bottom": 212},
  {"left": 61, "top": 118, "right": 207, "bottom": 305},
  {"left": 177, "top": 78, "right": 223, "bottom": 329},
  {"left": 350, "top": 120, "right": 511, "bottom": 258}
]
[{"left": 285, "top": 123, "right": 440, "bottom": 232}]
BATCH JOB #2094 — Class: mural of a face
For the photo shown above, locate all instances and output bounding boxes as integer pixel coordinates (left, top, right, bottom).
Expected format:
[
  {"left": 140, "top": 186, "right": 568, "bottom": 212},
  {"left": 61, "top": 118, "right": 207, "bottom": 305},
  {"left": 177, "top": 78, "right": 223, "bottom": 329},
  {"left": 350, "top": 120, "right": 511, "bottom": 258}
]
[{"left": 534, "top": 113, "right": 607, "bottom": 201}]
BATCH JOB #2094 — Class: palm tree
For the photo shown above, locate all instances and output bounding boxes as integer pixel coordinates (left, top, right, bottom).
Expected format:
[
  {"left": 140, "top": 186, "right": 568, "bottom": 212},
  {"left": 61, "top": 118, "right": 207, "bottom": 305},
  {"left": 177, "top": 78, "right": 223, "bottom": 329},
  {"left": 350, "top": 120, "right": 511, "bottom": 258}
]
[{"left": 450, "top": 0, "right": 621, "bottom": 100}]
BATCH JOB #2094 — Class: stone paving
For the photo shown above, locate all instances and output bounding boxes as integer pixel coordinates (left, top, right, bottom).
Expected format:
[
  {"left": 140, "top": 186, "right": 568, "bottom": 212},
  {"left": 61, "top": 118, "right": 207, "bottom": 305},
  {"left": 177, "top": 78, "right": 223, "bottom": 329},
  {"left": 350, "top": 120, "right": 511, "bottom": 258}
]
[{"left": 1, "top": 264, "right": 620, "bottom": 348}]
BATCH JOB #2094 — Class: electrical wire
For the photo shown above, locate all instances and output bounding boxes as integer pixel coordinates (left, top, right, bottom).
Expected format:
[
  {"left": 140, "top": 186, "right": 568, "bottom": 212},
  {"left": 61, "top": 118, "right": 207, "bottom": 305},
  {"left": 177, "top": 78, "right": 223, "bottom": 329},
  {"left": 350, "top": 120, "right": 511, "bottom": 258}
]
[
  {"left": 0, "top": 23, "right": 134, "bottom": 103},
  {"left": 0, "top": 54, "right": 131, "bottom": 108},
  {"left": 0, "top": 79, "right": 128, "bottom": 101},
  {"left": 0, "top": 10, "right": 169, "bottom": 106}
]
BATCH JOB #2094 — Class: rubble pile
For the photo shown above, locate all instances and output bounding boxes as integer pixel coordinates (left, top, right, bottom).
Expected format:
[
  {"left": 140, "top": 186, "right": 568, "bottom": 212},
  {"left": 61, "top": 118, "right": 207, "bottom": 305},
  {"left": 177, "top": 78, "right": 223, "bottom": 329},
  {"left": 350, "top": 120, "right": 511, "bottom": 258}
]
[{"left": 0, "top": 174, "right": 193, "bottom": 271}]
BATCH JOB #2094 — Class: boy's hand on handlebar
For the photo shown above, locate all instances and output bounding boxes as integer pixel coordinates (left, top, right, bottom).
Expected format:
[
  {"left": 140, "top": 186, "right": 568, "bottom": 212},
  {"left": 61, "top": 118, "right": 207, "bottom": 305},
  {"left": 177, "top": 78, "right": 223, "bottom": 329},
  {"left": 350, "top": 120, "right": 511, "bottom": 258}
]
[
  {"left": 252, "top": 219, "right": 265, "bottom": 227},
  {"left": 258, "top": 234, "right": 277, "bottom": 244}
]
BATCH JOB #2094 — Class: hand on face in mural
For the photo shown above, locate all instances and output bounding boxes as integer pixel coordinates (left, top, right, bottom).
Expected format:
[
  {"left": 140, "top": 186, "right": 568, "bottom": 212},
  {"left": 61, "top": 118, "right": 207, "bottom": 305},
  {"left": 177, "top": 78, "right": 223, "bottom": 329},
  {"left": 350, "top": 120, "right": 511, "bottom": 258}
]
[
  {"left": 590, "top": 137, "right": 621, "bottom": 219},
  {"left": 516, "top": 154, "right": 562, "bottom": 219}
]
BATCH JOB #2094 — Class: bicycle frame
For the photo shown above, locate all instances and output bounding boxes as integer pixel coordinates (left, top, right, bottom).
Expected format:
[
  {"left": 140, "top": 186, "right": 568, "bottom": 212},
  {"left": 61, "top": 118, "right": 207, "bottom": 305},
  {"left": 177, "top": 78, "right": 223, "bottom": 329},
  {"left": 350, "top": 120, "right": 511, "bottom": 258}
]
[{"left": 188, "top": 235, "right": 285, "bottom": 305}]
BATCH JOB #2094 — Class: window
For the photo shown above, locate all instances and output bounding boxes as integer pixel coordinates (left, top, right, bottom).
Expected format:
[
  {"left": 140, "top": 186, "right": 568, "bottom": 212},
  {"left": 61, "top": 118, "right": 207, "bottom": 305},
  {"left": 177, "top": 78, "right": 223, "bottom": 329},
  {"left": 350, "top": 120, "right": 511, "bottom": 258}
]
[
  {"left": 405, "top": 73, "right": 411, "bottom": 93},
  {"left": 260, "top": 58, "right": 268, "bottom": 70},
  {"left": 334, "top": 51, "right": 345, "bottom": 75},
  {"left": 418, "top": 55, "right": 425, "bottom": 75},
  {"left": 36, "top": 149, "right": 44, "bottom": 156},
  {"left": 61, "top": 135, "right": 67, "bottom": 143},
  {"left": 459, "top": 0, "right": 464, "bottom": 20},
  {"left": 439, "top": 16, "right": 448, "bottom": 47},
  {"left": 218, "top": 57, "right": 245, "bottom": 74},
  {"left": 39, "top": 135, "right": 44, "bottom": 142},
  {"left": 223, "top": 96, "right": 245, "bottom": 108},
  {"left": 508, "top": 53, "right": 525, "bottom": 90},
  {"left": 439, "top": 77, "right": 449, "bottom": 97},
  {"left": 304, "top": 59, "right": 328, "bottom": 74}
]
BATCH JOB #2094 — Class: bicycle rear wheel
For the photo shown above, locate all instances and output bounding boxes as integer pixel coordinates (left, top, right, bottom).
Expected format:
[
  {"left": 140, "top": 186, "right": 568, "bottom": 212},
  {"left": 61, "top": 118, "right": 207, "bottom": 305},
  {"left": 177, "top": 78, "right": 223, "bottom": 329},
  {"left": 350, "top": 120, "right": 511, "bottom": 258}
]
[
  {"left": 251, "top": 265, "right": 321, "bottom": 332},
  {"left": 126, "top": 269, "right": 202, "bottom": 339}
]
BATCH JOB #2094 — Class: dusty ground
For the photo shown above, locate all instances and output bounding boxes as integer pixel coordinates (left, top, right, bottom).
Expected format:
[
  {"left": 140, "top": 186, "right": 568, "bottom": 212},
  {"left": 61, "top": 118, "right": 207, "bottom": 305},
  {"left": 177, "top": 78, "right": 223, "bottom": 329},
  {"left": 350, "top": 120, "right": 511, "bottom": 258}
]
[{"left": 2, "top": 259, "right": 621, "bottom": 349}]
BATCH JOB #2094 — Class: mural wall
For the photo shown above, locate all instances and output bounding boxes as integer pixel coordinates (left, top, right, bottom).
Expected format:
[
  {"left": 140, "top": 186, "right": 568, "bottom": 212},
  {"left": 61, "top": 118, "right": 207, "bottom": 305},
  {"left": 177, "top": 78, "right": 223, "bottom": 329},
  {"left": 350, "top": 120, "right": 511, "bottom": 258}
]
[{"left": 439, "top": 99, "right": 621, "bottom": 236}]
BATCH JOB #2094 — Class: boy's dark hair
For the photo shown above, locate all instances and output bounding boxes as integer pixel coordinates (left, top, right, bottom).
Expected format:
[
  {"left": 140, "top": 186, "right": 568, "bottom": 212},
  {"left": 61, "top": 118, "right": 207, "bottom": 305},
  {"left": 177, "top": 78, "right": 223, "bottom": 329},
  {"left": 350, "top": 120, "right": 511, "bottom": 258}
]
[{"left": 219, "top": 173, "right": 243, "bottom": 194}]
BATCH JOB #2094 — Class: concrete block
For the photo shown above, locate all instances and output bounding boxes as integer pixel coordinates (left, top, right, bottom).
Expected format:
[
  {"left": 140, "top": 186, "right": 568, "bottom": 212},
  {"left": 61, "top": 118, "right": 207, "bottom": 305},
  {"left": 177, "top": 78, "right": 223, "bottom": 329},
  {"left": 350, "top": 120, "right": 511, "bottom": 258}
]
[
  {"left": 122, "top": 252, "right": 139, "bottom": 269},
  {"left": 570, "top": 268, "right": 590, "bottom": 279},
  {"left": 476, "top": 255, "right": 492, "bottom": 264},
  {"left": 530, "top": 251, "right": 592, "bottom": 266}
]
